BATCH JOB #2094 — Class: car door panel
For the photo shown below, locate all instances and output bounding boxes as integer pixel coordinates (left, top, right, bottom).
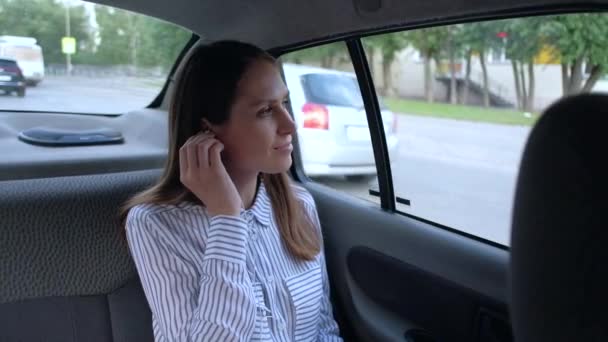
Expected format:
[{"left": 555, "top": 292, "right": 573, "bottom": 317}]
[{"left": 304, "top": 181, "right": 511, "bottom": 341}]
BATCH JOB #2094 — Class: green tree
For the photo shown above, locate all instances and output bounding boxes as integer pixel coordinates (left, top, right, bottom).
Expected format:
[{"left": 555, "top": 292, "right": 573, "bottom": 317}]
[
  {"left": 458, "top": 21, "right": 504, "bottom": 107},
  {"left": 543, "top": 14, "right": 608, "bottom": 95},
  {"left": 283, "top": 42, "right": 347, "bottom": 69},
  {"left": 137, "top": 19, "right": 191, "bottom": 70},
  {"left": 406, "top": 27, "right": 446, "bottom": 103},
  {"left": 444, "top": 25, "right": 466, "bottom": 104},
  {"left": 501, "top": 17, "right": 545, "bottom": 112},
  {"left": 88, "top": 6, "right": 138, "bottom": 66},
  {"left": 0, "top": 0, "right": 91, "bottom": 65},
  {"left": 84, "top": 5, "right": 190, "bottom": 72},
  {"left": 364, "top": 32, "right": 408, "bottom": 96}
]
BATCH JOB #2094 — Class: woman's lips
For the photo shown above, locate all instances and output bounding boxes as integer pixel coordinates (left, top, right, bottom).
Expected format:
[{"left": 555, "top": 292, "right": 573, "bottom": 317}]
[{"left": 274, "top": 142, "right": 293, "bottom": 151}]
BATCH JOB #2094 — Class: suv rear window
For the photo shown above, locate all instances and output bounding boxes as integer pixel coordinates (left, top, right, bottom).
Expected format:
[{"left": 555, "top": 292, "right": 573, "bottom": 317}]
[
  {"left": 0, "top": 59, "right": 17, "bottom": 66},
  {"left": 302, "top": 73, "right": 364, "bottom": 108},
  {"left": 302, "top": 73, "right": 387, "bottom": 109}
]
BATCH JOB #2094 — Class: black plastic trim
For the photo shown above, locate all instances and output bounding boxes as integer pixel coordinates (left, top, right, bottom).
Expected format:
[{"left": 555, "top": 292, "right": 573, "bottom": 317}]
[
  {"left": 395, "top": 209, "right": 510, "bottom": 250},
  {"left": 347, "top": 38, "right": 395, "bottom": 211},
  {"left": 270, "top": 5, "right": 608, "bottom": 56}
]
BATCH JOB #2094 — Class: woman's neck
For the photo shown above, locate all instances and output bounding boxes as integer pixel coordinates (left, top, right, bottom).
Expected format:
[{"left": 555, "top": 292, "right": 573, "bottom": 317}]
[{"left": 226, "top": 168, "right": 260, "bottom": 210}]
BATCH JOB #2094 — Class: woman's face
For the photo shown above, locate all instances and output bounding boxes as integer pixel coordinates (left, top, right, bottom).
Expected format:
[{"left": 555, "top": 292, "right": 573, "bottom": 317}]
[{"left": 209, "top": 59, "right": 296, "bottom": 176}]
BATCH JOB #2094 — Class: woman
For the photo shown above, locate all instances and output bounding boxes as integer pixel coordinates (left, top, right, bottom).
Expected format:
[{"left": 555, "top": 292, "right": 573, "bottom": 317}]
[{"left": 122, "top": 40, "right": 342, "bottom": 341}]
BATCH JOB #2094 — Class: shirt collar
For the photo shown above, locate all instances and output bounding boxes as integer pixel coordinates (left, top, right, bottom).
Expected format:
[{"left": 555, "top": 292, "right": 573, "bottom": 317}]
[{"left": 244, "top": 181, "right": 272, "bottom": 227}]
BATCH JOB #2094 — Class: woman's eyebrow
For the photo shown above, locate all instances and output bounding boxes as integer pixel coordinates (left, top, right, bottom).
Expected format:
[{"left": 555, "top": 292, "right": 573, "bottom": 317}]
[{"left": 250, "top": 91, "right": 290, "bottom": 106}]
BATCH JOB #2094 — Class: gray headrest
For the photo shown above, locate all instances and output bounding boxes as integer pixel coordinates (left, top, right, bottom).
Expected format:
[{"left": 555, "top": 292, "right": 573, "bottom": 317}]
[{"left": 510, "top": 94, "right": 608, "bottom": 342}]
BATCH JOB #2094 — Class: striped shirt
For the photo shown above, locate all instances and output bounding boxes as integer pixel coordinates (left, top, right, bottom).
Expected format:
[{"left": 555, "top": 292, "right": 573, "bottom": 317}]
[{"left": 126, "top": 182, "right": 342, "bottom": 342}]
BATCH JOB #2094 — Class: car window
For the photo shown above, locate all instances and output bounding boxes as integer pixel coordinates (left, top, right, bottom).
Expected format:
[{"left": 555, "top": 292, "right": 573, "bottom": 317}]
[
  {"left": 0, "top": 0, "right": 191, "bottom": 114},
  {"left": 361, "top": 13, "right": 608, "bottom": 245},
  {"left": 280, "top": 42, "right": 388, "bottom": 205},
  {"left": 0, "top": 59, "right": 17, "bottom": 66}
]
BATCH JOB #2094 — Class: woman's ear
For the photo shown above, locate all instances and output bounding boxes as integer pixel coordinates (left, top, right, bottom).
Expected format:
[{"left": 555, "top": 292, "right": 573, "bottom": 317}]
[
  {"left": 201, "top": 118, "right": 224, "bottom": 138},
  {"left": 200, "top": 118, "right": 213, "bottom": 133}
]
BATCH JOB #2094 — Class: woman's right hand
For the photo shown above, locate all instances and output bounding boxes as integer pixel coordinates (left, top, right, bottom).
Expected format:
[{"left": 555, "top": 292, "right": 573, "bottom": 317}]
[{"left": 179, "top": 132, "right": 242, "bottom": 217}]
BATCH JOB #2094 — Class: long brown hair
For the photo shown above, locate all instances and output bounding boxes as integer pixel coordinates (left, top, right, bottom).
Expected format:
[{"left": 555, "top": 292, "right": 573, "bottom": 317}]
[{"left": 120, "top": 41, "right": 320, "bottom": 260}]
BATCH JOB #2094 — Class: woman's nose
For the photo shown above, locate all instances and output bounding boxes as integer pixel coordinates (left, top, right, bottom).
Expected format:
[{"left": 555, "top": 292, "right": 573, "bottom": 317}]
[{"left": 278, "top": 108, "right": 296, "bottom": 134}]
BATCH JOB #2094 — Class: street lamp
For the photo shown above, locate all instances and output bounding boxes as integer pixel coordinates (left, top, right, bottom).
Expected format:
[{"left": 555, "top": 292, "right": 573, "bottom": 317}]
[{"left": 65, "top": 3, "right": 72, "bottom": 76}]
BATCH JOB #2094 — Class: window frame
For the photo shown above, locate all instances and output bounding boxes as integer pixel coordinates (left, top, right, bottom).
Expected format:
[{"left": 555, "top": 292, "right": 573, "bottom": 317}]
[
  {"left": 148, "top": 33, "right": 200, "bottom": 109},
  {"left": 274, "top": 7, "right": 608, "bottom": 250},
  {"left": 277, "top": 35, "right": 514, "bottom": 249}
]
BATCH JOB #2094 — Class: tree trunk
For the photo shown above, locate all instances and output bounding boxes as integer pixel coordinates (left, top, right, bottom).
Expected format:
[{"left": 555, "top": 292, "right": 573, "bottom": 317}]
[
  {"left": 430, "top": 58, "right": 438, "bottom": 103},
  {"left": 330, "top": 54, "right": 338, "bottom": 69},
  {"left": 568, "top": 57, "right": 585, "bottom": 95},
  {"left": 526, "top": 61, "right": 535, "bottom": 112},
  {"left": 447, "top": 28, "right": 457, "bottom": 104},
  {"left": 520, "top": 61, "right": 528, "bottom": 110},
  {"left": 480, "top": 51, "right": 490, "bottom": 108},
  {"left": 424, "top": 54, "right": 433, "bottom": 103},
  {"left": 128, "top": 15, "right": 139, "bottom": 75},
  {"left": 561, "top": 63, "right": 569, "bottom": 95},
  {"left": 462, "top": 50, "right": 472, "bottom": 105},
  {"left": 321, "top": 56, "right": 331, "bottom": 68},
  {"left": 512, "top": 60, "right": 523, "bottom": 110},
  {"left": 368, "top": 47, "right": 376, "bottom": 79},
  {"left": 130, "top": 33, "right": 138, "bottom": 66},
  {"left": 581, "top": 64, "right": 603, "bottom": 93},
  {"left": 382, "top": 54, "right": 394, "bottom": 97},
  {"left": 449, "top": 51, "right": 457, "bottom": 104}
]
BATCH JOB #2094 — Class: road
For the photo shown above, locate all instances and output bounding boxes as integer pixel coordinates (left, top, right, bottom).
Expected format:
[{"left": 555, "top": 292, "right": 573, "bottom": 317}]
[
  {"left": 0, "top": 76, "right": 160, "bottom": 113},
  {"left": 1, "top": 76, "right": 531, "bottom": 245},
  {"left": 316, "top": 115, "right": 530, "bottom": 245}
]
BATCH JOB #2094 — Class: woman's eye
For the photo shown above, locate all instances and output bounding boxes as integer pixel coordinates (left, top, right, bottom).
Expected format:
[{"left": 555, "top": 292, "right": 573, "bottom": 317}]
[
  {"left": 258, "top": 106, "right": 273, "bottom": 116},
  {"left": 282, "top": 99, "right": 290, "bottom": 107}
]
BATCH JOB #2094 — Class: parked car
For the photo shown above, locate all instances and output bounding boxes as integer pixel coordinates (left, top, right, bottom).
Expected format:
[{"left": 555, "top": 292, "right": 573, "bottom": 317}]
[
  {"left": 0, "top": 57, "right": 25, "bottom": 97},
  {"left": 283, "top": 63, "right": 398, "bottom": 180}
]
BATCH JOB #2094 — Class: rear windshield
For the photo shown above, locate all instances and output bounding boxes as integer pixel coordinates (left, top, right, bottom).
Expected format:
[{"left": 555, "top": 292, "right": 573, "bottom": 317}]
[
  {"left": 302, "top": 73, "right": 363, "bottom": 108},
  {"left": 0, "top": 0, "right": 192, "bottom": 114},
  {"left": 302, "top": 73, "right": 387, "bottom": 109},
  {"left": 0, "top": 59, "right": 17, "bottom": 66}
]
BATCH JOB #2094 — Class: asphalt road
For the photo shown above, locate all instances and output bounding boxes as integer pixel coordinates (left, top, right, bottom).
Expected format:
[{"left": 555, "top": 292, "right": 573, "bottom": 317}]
[
  {"left": 312, "top": 114, "right": 531, "bottom": 245},
  {"left": 0, "top": 75, "right": 160, "bottom": 113},
  {"left": 1, "top": 76, "right": 532, "bottom": 245}
]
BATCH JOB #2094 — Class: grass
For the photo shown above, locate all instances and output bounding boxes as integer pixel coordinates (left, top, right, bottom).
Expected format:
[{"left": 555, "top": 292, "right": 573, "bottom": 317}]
[
  {"left": 385, "top": 97, "right": 540, "bottom": 126},
  {"left": 135, "top": 78, "right": 166, "bottom": 88}
]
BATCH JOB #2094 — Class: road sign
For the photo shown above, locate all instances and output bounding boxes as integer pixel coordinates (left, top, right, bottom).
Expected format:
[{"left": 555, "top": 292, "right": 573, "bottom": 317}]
[{"left": 62, "top": 37, "right": 76, "bottom": 55}]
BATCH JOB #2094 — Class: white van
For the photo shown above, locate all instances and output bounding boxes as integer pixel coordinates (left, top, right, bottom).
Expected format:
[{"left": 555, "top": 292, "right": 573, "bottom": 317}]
[{"left": 0, "top": 36, "right": 45, "bottom": 86}]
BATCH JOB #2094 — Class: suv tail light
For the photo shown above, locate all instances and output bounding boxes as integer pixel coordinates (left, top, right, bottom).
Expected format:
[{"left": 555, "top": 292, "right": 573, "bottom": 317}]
[{"left": 302, "top": 103, "right": 329, "bottom": 130}]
